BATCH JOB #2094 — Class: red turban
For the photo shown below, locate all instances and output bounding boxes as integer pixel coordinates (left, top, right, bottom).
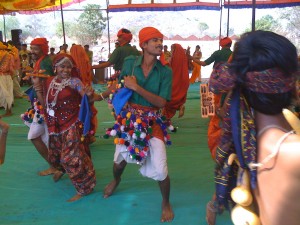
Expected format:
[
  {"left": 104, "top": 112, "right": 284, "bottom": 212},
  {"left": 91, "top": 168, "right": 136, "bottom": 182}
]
[
  {"left": 117, "top": 28, "right": 133, "bottom": 45},
  {"left": 139, "top": 27, "right": 163, "bottom": 48},
  {"left": 30, "top": 38, "right": 49, "bottom": 55},
  {"left": 219, "top": 37, "right": 232, "bottom": 48}
]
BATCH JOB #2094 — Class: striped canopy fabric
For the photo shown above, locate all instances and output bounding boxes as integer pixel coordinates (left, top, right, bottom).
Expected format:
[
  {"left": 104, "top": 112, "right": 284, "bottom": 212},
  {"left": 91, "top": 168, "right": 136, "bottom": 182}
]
[
  {"left": 108, "top": 0, "right": 300, "bottom": 11},
  {"left": 0, "top": 0, "right": 86, "bottom": 14}
]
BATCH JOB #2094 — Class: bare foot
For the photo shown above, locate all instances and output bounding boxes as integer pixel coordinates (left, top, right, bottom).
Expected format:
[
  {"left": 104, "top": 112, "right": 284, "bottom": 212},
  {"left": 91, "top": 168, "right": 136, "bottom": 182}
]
[
  {"left": 206, "top": 200, "right": 217, "bottom": 225},
  {"left": 38, "top": 167, "right": 57, "bottom": 176},
  {"left": 103, "top": 178, "right": 120, "bottom": 198},
  {"left": 161, "top": 202, "right": 174, "bottom": 222},
  {"left": 0, "top": 122, "right": 10, "bottom": 132},
  {"left": 178, "top": 105, "right": 185, "bottom": 118},
  {"left": 1, "top": 112, "right": 12, "bottom": 117},
  {"left": 89, "top": 136, "right": 96, "bottom": 145},
  {"left": 53, "top": 170, "right": 64, "bottom": 182},
  {"left": 67, "top": 194, "right": 83, "bottom": 202}
]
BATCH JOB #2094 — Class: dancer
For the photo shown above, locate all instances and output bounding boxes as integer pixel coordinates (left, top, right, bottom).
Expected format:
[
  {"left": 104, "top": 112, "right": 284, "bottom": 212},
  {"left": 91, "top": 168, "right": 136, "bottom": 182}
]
[
  {"left": 163, "top": 43, "right": 190, "bottom": 120},
  {"left": 32, "top": 53, "right": 96, "bottom": 202},
  {"left": 92, "top": 28, "right": 140, "bottom": 79},
  {"left": 209, "top": 30, "right": 299, "bottom": 225},
  {"left": 25, "top": 38, "right": 57, "bottom": 177},
  {"left": 189, "top": 45, "right": 202, "bottom": 84},
  {"left": 0, "top": 42, "right": 14, "bottom": 117},
  {"left": 0, "top": 119, "right": 9, "bottom": 165},
  {"left": 91, "top": 26, "right": 174, "bottom": 222}
]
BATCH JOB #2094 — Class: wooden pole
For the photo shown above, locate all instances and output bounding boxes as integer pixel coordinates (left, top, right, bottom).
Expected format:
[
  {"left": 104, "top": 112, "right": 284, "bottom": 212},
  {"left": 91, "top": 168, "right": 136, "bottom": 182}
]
[
  {"left": 60, "top": 0, "right": 66, "bottom": 44},
  {"left": 252, "top": 0, "right": 256, "bottom": 31}
]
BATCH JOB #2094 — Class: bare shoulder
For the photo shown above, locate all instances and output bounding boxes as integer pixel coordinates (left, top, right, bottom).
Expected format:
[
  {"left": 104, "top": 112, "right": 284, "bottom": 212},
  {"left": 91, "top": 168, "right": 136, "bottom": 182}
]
[{"left": 280, "top": 133, "right": 300, "bottom": 172}]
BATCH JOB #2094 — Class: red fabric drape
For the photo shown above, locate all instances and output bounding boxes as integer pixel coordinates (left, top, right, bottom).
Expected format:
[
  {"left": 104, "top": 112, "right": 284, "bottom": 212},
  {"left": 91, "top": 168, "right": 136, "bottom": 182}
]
[{"left": 163, "top": 44, "right": 190, "bottom": 119}]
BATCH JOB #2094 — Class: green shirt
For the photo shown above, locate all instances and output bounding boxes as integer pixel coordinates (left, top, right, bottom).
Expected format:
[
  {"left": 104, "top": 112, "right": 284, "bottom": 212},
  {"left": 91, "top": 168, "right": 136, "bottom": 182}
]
[
  {"left": 40, "top": 56, "right": 54, "bottom": 76},
  {"left": 108, "top": 44, "right": 140, "bottom": 71},
  {"left": 119, "top": 55, "right": 172, "bottom": 107},
  {"left": 204, "top": 48, "right": 232, "bottom": 68}
]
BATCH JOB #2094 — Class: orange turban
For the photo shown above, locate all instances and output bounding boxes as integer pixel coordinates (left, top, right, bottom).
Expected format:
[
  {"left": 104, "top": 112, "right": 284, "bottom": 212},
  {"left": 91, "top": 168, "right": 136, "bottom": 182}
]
[
  {"left": 30, "top": 38, "right": 49, "bottom": 55},
  {"left": 139, "top": 27, "right": 163, "bottom": 48},
  {"left": 117, "top": 28, "right": 133, "bottom": 44},
  {"left": 219, "top": 37, "right": 232, "bottom": 48}
]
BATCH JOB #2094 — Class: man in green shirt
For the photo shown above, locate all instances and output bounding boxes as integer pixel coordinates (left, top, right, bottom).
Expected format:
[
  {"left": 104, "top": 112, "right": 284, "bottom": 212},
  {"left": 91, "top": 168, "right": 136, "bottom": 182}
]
[
  {"left": 91, "top": 28, "right": 140, "bottom": 76},
  {"left": 99, "top": 26, "right": 174, "bottom": 223},
  {"left": 25, "top": 38, "right": 59, "bottom": 179},
  {"left": 194, "top": 37, "right": 232, "bottom": 68}
]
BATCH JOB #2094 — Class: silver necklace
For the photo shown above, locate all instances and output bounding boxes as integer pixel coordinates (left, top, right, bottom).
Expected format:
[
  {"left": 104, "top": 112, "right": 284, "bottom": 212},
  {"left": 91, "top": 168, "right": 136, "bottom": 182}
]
[{"left": 46, "top": 77, "right": 71, "bottom": 117}]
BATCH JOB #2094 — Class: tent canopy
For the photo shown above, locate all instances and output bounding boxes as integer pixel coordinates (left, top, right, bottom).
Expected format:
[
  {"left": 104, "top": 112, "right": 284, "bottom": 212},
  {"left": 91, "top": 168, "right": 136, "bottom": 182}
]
[
  {"left": 108, "top": 0, "right": 300, "bottom": 11},
  {"left": 0, "top": 0, "right": 86, "bottom": 14}
]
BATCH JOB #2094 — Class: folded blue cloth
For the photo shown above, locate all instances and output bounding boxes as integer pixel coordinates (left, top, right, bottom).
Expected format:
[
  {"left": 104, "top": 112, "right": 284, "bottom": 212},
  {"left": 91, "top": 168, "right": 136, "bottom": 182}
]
[
  {"left": 24, "top": 86, "right": 35, "bottom": 105},
  {"left": 79, "top": 94, "right": 91, "bottom": 136},
  {"left": 112, "top": 88, "right": 133, "bottom": 115}
]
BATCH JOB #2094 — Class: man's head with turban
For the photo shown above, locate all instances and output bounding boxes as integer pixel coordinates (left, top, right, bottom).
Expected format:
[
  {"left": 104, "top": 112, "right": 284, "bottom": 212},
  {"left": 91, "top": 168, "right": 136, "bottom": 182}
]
[
  {"left": 219, "top": 37, "right": 232, "bottom": 48},
  {"left": 139, "top": 27, "right": 163, "bottom": 49},
  {"left": 117, "top": 28, "right": 133, "bottom": 46},
  {"left": 30, "top": 38, "right": 49, "bottom": 60}
]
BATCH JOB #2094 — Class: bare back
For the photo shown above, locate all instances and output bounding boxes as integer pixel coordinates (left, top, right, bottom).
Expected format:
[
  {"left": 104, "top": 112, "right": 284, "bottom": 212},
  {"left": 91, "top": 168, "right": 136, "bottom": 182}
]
[{"left": 254, "top": 128, "right": 300, "bottom": 225}]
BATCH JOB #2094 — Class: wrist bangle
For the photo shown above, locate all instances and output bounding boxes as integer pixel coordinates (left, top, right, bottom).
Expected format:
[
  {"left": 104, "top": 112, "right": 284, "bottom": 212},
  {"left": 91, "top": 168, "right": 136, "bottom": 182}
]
[{"left": 100, "top": 92, "right": 105, "bottom": 100}]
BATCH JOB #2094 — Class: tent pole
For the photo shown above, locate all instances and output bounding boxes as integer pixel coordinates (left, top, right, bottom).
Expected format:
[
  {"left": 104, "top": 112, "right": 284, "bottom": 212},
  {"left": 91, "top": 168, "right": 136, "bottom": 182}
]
[
  {"left": 227, "top": 0, "right": 230, "bottom": 36},
  {"left": 3, "top": 15, "right": 6, "bottom": 42},
  {"left": 252, "top": 0, "right": 256, "bottom": 31},
  {"left": 219, "top": 0, "right": 223, "bottom": 49},
  {"left": 60, "top": 0, "right": 66, "bottom": 44},
  {"left": 106, "top": 0, "right": 111, "bottom": 78},
  {"left": 106, "top": 0, "right": 110, "bottom": 54}
]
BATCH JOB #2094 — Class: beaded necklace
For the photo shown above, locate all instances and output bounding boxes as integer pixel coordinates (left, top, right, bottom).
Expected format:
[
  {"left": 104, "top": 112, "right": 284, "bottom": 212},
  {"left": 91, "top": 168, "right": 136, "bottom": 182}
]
[{"left": 46, "top": 76, "right": 71, "bottom": 117}]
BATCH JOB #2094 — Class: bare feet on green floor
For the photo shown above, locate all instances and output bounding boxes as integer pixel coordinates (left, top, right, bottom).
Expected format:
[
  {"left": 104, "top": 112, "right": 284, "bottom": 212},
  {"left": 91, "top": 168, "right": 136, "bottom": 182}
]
[
  {"left": 103, "top": 178, "right": 120, "bottom": 198},
  {"left": 0, "top": 122, "right": 10, "bottom": 132},
  {"left": 206, "top": 200, "right": 217, "bottom": 225},
  {"left": 67, "top": 194, "right": 83, "bottom": 202},
  {"left": 52, "top": 170, "right": 64, "bottom": 182},
  {"left": 38, "top": 167, "right": 57, "bottom": 176},
  {"left": 161, "top": 202, "right": 174, "bottom": 222},
  {"left": 0, "top": 112, "right": 12, "bottom": 118},
  {"left": 178, "top": 105, "right": 185, "bottom": 118}
]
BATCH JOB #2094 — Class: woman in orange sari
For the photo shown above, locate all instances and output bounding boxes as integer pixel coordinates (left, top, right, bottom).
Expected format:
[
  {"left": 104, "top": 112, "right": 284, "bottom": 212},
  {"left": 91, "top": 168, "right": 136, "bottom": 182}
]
[
  {"left": 190, "top": 45, "right": 202, "bottom": 84},
  {"left": 162, "top": 43, "right": 190, "bottom": 120},
  {"left": 70, "top": 45, "right": 98, "bottom": 143}
]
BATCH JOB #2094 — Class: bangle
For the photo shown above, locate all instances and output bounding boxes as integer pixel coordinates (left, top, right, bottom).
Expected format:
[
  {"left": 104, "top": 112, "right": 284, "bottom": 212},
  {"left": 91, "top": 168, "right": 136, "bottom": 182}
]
[{"left": 100, "top": 92, "right": 105, "bottom": 100}]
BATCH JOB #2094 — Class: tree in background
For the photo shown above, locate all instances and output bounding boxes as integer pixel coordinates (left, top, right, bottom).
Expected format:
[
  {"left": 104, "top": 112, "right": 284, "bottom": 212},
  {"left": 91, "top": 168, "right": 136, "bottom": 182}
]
[
  {"left": 76, "top": 4, "right": 106, "bottom": 45},
  {"left": 0, "top": 15, "right": 20, "bottom": 41},
  {"left": 279, "top": 6, "right": 300, "bottom": 50},
  {"left": 244, "top": 15, "right": 280, "bottom": 33},
  {"left": 198, "top": 22, "right": 209, "bottom": 36},
  {"left": 22, "top": 15, "right": 51, "bottom": 39},
  {"left": 56, "top": 21, "right": 78, "bottom": 40}
]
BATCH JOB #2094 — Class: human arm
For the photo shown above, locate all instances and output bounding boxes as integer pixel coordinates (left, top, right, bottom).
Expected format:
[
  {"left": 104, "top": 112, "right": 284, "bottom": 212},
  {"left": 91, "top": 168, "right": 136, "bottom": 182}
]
[
  {"left": 91, "top": 61, "right": 112, "bottom": 70},
  {"left": 31, "top": 76, "right": 46, "bottom": 106},
  {"left": 192, "top": 58, "right": 206, "bottom": 66},
  {"left": 123, "top": 75, "right": 167, "bottom": 108}
]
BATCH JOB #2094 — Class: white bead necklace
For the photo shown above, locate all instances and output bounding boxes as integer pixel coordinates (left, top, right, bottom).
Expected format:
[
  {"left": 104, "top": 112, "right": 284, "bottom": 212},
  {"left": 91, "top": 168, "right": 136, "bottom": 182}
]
[{"left": 46, "top": 76, "right": 71, "bottom": 117}]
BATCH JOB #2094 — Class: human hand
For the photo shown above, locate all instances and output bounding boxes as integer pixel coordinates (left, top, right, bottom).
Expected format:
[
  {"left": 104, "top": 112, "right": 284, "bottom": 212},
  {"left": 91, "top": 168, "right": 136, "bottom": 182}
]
[
  {"left": 124, "top": 76, "right": 138, "bottom": 91},
  {"left": 83, "top": 85, "right": 95, "bottom": 98}
]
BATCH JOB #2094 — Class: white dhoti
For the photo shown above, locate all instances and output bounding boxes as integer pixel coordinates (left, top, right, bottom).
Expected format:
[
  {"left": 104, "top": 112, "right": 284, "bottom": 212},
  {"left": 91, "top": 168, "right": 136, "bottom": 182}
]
[
  {"left": 114, "top": 137, "right": 168, "bottom": 181},
  {"left": 25, "top": 121, "right": 49, "bottom": 147},
  {"left": 0, "top": 75, "right": 14, "bottom": 110},
  {"left": 12, "top": 71, "right": 24, "bottom": 98}
]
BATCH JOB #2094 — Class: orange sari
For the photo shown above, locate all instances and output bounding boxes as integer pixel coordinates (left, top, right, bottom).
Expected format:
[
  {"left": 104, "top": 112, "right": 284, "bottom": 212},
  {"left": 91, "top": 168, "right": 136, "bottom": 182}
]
[
  {"left": 163, "top": 44, "right": 190, "bottom": 119},
  {"left": 70, "top": 45, "right": 98, "bottom": 136}
]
